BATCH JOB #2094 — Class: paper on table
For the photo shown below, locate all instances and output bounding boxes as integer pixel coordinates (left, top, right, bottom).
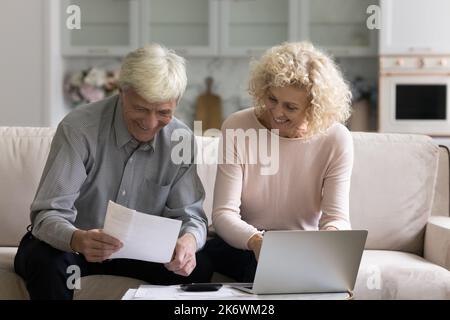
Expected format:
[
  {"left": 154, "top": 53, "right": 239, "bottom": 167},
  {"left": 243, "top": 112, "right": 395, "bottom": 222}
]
[
  {"left": 103, "top": 201, "right": 182, "bottom": 263},
  {"left": 133, "top": 285, "right": 248, "bottom": 300}
]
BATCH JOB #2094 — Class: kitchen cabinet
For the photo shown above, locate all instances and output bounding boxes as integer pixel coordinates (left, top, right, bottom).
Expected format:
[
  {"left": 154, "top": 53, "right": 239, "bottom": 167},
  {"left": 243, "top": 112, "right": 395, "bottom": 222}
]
[
  {"left": 61, "top": 0, "right": 377, "bottom": 57},
  {"left": 305, "top": 0, "right": 377, "bottom": 56},
  {"left": 141, "top": 0, "right": 219, "bottom": 56},
  {"left": 380, "top": 0, "right": 450, "bottom": 54},
  {"left": 219, "top": 0, "right": 294, "bottom": 56},
  {"left": 61, "top": 0, "right": 139, "bottom": 56}
]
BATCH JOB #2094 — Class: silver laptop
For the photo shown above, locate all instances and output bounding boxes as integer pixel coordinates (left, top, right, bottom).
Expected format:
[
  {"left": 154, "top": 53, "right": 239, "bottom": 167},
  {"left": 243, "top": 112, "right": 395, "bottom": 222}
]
[{"left": 234, "top": 230, "right": 367, "bottom": 295}]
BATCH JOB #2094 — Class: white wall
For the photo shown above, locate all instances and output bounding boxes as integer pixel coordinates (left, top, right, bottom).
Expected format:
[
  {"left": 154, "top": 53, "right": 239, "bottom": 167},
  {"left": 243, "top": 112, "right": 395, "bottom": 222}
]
[
  {"left": 0, "top": 0, "right": 45, "bottom": 126},
  {"left": 0, "top": 0, "right": 63, "bottom": 128}
]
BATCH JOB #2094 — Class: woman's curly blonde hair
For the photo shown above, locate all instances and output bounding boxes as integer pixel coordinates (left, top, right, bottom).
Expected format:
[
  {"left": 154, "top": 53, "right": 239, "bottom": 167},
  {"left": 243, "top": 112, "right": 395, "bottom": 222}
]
[{"left": 249, "top": 42, "right": 352, "bottom": 138}]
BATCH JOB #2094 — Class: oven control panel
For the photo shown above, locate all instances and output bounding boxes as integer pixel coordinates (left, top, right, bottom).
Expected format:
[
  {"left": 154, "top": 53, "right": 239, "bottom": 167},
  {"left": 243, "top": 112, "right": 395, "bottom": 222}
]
[{"left": 380, "top": 56, "right": 450, "bottom": 74}]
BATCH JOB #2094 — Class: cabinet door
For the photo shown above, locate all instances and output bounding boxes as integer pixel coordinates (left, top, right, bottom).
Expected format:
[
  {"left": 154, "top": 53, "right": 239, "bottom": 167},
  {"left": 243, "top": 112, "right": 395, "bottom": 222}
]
[
  {"left": 141, "top": 0, "right": 219, "bottom": 56},
  {"left": 220, "top": 0, "right": 294, "bottom": 56},
  {"left": 61, "top": 0, "right": 139, "bottom": 56},
  {"left": 304, "top": 0, "right": 377, "bottom": 56},
  {"left": 380, "top": 0, "right": 450, "bottom": 54}
]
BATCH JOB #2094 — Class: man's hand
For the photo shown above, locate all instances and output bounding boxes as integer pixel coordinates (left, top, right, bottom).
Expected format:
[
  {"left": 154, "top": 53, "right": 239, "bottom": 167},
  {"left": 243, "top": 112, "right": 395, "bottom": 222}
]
[
  {"left": 247, "top": 233, "right": 264, "bottom": 261},
  {"left": 164, "top": 233, "right": 197, "bottom": 277},
  {"left": 70, "top": 229, "right": 123, "bottom": 263}
]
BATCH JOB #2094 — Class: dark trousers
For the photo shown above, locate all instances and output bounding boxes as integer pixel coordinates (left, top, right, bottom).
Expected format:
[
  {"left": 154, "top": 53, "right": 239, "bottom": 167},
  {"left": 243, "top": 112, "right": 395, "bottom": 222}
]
[
  {"left": 203, "top": 236, "right": 257, "bottom": 283},
  {"left": 14, "top": 232, "right": 213, "bottom": 300}
]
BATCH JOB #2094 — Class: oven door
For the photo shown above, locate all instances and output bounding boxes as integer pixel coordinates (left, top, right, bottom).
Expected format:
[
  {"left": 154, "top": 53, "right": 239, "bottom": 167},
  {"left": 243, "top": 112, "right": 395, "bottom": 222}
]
[{"left": 379, "top": 75, "right": 450, "bottom": 135}]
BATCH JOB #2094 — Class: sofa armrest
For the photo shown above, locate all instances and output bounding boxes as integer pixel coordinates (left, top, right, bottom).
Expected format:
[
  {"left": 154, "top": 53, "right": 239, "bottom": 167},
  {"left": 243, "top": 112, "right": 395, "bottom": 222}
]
[{"left": 424, "top": 216, "right": 450, "bottom": 271}]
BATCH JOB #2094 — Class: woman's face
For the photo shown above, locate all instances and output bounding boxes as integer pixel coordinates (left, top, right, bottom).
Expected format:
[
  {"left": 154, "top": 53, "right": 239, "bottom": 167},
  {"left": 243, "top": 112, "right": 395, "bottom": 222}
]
[{"left": 261, "top": 86, "right": 309, "bottom": 138}]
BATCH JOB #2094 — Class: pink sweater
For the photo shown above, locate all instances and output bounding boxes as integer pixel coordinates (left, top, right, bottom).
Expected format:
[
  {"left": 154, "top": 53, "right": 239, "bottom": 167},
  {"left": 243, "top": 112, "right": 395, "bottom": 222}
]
[{"left": 212, "top": 108, "right": 353, "bottom": 249}]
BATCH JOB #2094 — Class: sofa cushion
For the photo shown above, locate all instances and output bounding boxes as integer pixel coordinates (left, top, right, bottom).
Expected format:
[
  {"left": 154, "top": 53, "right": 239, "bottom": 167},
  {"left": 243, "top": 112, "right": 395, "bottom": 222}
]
[
  {"left": 354, "top": 250, "right": 450, "bottom": 299},
  {"left": 0, "top": 247, "right": 29, "bottom": 299},
  {"left": 0, "top": 247, "right": 148, "bottom": 300},
  {"left": 0, "top": 127, "right": 55, "bottom": 246},
  {"left": 350, "top": 133, "right": 440, "bottom": 255}
]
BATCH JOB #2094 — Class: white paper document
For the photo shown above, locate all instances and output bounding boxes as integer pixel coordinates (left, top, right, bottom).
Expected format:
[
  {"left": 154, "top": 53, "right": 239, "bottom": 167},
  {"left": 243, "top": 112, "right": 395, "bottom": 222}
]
[
  {"left": 103, "top": 200, "right": 181, "bottom": 263},
  {"left": 124, "top": 285, "right": 249, "bottom": 300},
  {"left": 121, "top": 285, "right": 351, "bottom": 300}
]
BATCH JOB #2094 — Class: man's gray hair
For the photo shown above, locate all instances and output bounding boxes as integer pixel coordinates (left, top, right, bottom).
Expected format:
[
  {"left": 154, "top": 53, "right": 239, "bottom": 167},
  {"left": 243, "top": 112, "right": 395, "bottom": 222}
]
[{"left": 118, "top": 44, "right": 187, "bottom": 103}]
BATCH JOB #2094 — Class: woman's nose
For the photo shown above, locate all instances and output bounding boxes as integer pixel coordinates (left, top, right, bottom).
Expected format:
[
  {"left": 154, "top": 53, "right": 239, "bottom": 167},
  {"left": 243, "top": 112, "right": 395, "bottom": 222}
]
[{"left": 271, "top": 104, "right": 284, "bottom": 117}]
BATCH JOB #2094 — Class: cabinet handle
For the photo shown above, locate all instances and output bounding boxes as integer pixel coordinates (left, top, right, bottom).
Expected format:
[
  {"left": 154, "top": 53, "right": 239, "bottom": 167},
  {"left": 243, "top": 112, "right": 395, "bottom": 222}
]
[
  {"left": 87, "top": 48, "right": 110, "bottom": 55},
  {"left": 395, "top": 58, "right": 404, "bottom": 66},
  {"left": 408, "top": 47, "right": 432, "bottom": 53}
]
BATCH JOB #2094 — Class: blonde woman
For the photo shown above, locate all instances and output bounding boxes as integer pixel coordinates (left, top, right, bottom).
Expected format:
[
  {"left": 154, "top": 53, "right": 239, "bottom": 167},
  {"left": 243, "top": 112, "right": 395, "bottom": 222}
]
[{"left": 204, "top": 42, "right": 354, "bottom": 282}]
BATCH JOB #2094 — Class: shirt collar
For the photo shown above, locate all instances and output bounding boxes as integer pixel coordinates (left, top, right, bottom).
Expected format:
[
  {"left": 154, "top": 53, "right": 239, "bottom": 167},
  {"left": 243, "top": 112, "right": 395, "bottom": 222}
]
[{"left": 114, "top": 96, "right": 156, "bottom": 152}]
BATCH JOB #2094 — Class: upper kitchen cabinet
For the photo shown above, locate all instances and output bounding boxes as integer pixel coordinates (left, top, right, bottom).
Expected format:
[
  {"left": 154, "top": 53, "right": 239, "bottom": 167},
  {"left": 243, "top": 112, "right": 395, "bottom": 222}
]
[
  {"left": 304, "top": 0, "right": 377, "bottom": 57},
  {"left": 60, "top": 0, "right": 378, "bottom": 57},
  {"left": 380, "top": 0, "right": 450, "bottom": 55},
  {"left": 61, "top": 0, "right": 140, "bottom": 56},
  {"left": 219, "top": 0, "right": 295, "bottom": 56},
  {"left": 141, "top": 0, "right": 219, "bottom": 56}
]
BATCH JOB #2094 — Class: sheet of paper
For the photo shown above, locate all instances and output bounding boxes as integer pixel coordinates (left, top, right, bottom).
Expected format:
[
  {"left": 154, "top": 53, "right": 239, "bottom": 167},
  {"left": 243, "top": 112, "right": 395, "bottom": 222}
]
[
  {"left": 103, "top": 201, "right": 134, "bottom": 242},
  {"left": 103, "top": 200, "right": 182, "bottom": 263},
  {"left": 121, "top": 289, "right": 138, "bottom": 300},
  {"left": 133, "top": 285, "right": 248, "bottom": 300}
]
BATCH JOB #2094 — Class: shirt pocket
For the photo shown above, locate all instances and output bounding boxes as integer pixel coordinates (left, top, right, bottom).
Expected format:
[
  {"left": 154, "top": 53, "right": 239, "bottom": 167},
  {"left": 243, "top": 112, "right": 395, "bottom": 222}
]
[{"left": 136, "top": 178, "right": 171, "bottom": 215}]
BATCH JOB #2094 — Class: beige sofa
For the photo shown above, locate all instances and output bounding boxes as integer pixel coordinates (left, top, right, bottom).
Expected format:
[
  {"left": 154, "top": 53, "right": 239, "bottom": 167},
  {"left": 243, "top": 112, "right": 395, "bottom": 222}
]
[{"left": 0, "top": 126, "right": 450, "bottom": 300}]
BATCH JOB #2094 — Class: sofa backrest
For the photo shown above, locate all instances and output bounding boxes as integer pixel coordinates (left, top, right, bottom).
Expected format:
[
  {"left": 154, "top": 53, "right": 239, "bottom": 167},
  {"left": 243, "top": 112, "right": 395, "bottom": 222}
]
[
  {"left": 0, "top": 127, "right": 221, "bottom": 247},
  {"left": 0, "top": 127, "right": 447, "bottom": 254},
  {"left": 0, "top": 127, "right": 55, "bottom": 246},
  {"left": 349, "top": 133, "right": 441, "bottom": 255}
]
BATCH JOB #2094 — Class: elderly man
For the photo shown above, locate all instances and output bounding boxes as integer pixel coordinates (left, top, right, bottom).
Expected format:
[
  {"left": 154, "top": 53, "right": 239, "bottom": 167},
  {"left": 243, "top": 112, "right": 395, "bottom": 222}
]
[{"left": 14, "top": 44, "right": 212, "bottom": 300}]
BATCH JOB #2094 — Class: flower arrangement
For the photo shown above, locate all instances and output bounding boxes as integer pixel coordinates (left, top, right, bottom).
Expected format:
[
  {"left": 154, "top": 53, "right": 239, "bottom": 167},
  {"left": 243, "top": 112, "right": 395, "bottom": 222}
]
[{"left": 64, "top": 68, "right": 119, "bottom": 107}]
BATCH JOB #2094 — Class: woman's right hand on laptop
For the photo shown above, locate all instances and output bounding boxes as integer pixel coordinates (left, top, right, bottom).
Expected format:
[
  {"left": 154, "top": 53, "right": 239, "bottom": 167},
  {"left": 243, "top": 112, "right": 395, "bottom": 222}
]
[{"left": 247, "top": 232, "right": 264, "bottom": 261}]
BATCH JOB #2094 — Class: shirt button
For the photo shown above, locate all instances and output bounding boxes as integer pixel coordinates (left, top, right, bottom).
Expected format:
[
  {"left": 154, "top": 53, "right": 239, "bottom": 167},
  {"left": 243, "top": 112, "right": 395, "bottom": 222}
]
[
  {"left": 122, "top": 190, "right": 126, "bottom": 196},
  {"left": 129, "top": 157, "right": 133, "bottom": 163}
]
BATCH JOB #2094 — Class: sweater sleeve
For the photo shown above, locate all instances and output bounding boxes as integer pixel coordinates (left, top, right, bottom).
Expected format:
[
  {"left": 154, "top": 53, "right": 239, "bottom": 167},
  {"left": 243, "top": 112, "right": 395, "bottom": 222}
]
[
  {"left": 211, "top": 122, "right": 260, "bottom": 250},
  {"left": 319, "top": 128, "right": 354, "bottom": 230}
]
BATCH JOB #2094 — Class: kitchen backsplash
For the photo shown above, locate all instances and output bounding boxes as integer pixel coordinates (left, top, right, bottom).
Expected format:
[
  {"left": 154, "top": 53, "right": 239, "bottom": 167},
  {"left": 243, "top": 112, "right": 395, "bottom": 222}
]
[{"left": 64, "top": 56, "right": 378, "bottom": 129}]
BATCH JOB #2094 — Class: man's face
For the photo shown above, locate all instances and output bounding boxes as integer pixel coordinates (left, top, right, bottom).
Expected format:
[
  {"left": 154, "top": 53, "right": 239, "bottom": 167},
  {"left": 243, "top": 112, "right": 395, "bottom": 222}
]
[{"left": 120, "top": 88, "right": 177, "bottom": 143}]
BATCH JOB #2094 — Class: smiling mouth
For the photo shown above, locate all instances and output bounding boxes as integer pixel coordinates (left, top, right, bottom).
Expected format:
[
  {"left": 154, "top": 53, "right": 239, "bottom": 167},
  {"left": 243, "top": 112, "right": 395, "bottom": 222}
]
[
  {"left": 272, "top": 116, "right": 289, "bottom": 125},
  {"left": 136, "top": 122, "right": 149, "bottom": 131}
]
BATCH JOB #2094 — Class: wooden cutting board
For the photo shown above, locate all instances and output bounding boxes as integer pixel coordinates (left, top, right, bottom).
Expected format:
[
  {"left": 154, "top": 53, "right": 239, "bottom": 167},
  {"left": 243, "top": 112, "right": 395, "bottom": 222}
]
[{"left": 195, "top": 77, "right": 222, "bottom": 133}]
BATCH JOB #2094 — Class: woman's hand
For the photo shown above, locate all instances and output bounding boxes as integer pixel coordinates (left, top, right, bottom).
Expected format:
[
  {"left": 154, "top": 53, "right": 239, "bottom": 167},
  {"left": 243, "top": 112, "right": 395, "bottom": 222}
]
[{"left": 247, "top": 233, "right": 264, "bottom": 261}]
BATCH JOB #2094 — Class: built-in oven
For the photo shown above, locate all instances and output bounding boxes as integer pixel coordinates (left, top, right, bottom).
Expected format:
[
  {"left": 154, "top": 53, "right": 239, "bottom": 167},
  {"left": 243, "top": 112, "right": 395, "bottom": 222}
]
[{"left": 379, "top": 56, "right": 450, "bottom": 135}]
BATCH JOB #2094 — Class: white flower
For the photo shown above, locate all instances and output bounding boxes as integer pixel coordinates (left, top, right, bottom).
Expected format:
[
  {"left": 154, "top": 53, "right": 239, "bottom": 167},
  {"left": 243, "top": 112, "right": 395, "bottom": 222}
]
[
  {"left": 84, "top": 68, "right": 106, "bottom": 87},
  {"left": 69, "top": 71, "right": 84, "bottom": 87}
]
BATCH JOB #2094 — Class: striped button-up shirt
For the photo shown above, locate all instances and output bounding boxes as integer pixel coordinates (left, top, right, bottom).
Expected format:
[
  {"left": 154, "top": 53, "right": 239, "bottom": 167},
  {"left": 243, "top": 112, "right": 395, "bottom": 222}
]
[{"left": 30, "top": 95, "right": 207, "bottom": 252}]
